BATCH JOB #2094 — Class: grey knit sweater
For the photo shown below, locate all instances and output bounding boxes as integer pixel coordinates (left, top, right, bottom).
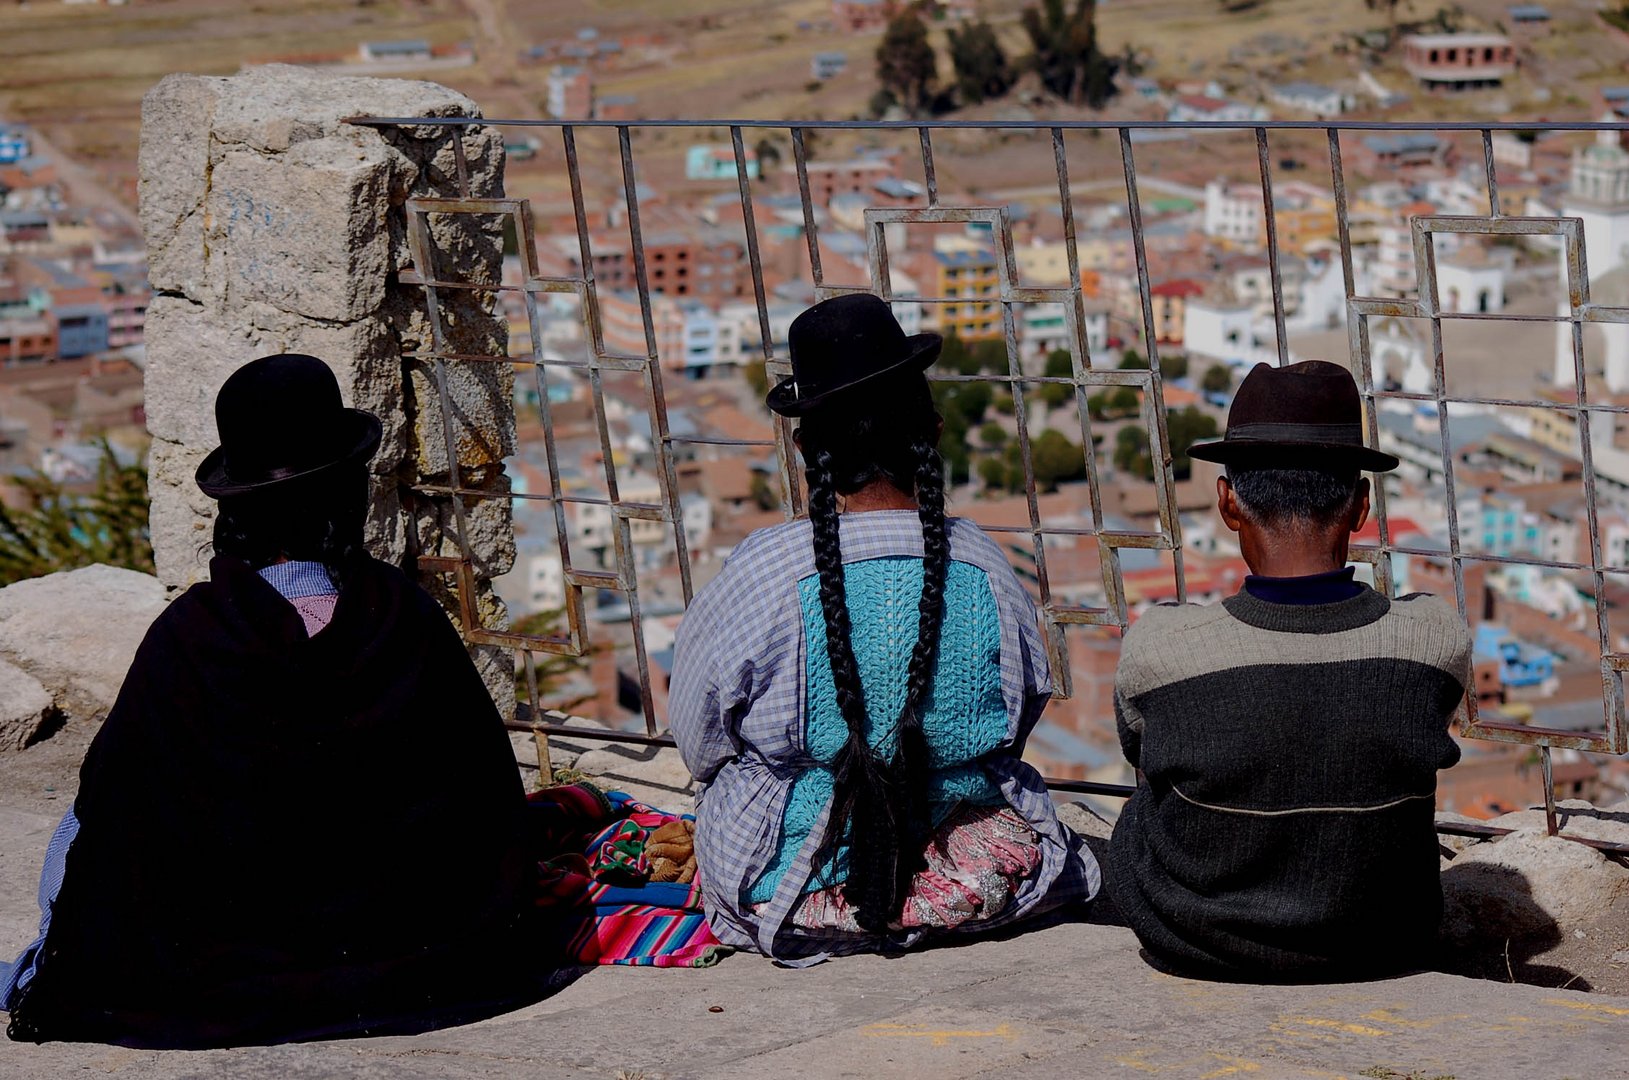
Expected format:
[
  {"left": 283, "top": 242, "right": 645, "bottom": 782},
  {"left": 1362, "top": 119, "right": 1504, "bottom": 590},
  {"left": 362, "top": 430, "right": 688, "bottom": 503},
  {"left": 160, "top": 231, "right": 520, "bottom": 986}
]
[{"left": 1107, "top": 586, "right": 1471, "bottom": 981}]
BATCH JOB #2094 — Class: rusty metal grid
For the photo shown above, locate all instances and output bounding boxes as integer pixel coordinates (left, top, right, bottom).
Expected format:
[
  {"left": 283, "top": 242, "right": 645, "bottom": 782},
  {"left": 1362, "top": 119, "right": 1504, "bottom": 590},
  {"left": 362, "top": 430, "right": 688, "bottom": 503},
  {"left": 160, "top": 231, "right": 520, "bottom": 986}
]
[{"left": 353, "top": 115, "right": 1629, "bottom": 839}]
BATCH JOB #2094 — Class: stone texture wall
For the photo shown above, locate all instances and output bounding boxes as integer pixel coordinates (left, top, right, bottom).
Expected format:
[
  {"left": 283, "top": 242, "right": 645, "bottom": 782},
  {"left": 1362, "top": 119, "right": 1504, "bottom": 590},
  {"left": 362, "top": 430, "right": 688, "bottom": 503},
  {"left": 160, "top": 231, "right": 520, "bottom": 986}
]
[{"left": 139, "top": 65, "right": 516, "bottom": 714}]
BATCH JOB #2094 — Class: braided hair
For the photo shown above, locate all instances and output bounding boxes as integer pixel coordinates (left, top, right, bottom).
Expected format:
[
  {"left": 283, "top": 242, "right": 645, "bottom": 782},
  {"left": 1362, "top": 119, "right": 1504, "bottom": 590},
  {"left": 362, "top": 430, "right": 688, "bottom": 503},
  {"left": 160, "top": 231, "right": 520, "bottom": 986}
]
[
  {"left": 799, "top": 370, "right": 950, "bottom": 933},
  {"left": 210, "top": 464, "right": 369, "bottom": 593}
]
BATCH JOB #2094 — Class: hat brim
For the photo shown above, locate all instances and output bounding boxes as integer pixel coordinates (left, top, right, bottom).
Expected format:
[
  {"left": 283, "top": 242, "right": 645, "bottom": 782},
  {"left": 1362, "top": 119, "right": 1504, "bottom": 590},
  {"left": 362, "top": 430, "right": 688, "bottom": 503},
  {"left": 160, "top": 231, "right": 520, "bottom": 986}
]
[
  {"left": 1188, "top": 436, "right": 1400, "bottom": 473},
  {"left": 765, "top": 332, "right": 942, "bottom": 418},
  {"left": 196, "top": 409, "right": 383, "bottom": 499}
]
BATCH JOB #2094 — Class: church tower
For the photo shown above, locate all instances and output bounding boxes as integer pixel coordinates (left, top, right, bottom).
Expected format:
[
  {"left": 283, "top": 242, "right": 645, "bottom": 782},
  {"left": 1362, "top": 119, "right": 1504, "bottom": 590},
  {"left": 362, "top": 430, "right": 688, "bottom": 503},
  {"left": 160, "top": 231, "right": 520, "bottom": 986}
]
[{"left": 1555, "top": 125, "right": 1629, "bottom": 392}]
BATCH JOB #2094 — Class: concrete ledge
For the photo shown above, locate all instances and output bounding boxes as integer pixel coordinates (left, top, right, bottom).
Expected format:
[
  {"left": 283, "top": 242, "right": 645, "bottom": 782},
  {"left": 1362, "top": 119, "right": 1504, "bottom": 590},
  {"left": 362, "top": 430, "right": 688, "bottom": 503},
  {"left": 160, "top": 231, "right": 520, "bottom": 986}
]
[
  {"left": 6, "top": 729, "right": 1625, "bottom": 1077},
  {"left": 4, "top": 922, "right": 1626, "bottom": 1078}
]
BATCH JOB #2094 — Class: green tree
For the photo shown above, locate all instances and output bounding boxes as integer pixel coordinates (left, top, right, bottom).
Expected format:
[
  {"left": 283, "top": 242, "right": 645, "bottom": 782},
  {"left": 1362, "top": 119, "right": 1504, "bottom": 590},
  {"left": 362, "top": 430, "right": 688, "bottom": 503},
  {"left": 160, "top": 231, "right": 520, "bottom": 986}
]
[
  {"left": 1020, "top": 0, "right": 1120, "bottom": 108},
  {"left": 939, "top": 330, "right": 972, "bottom": 375},
  {"left": 977, "top": 455, "right": 1009, "bottom": 490},
  {"left": 1365, "top": 0, "right": 1409, "bottom": 44},
  {"left": 978, "top": 420, "right": 1008, "bottom": 448},
  {"left": 749, "top": 470, "right": 780, "bottom": 511},
  {"left": 1030, "top": 428, "right": 1087, "bottom": 490},
  {"left": 932, "top": 382, "right": 974, "bottom": 483},
  {"left": 1119, "top": 348, "right": 1147, "bottom": 369},
  {"left": 970, "top": 338, "right": 1009, "bottom": 374},
  {"left": 947, "top": 19, "right": 1014, "bottom": 105},
  {"left": 1167, "top": 406, "right": 1219, "bottom": 479},
  {"left": 752, "top": 136, "right": 783, "bottom": 181},
  {"left": 1113, "top": 425, "right": 1150, "bottom": 477},
  {"left": 876, "top": 11, "right": 940, "bottom": 116},
  {"left": 1201, "top": 363, "right": 1233, "bottom": 394},
  {"left": 742, "top": 360, "right": 769, "bottom": 400},
  {"left": 1038, "top": 348, "right": 1075, "bottom": 408},
  {"left": 1159, "top": 353, "right": 1188, "bottom": 380},
  {"left": 1107, "top": 385, "right": 1140, "bottom": 417},
  {"left": 0, "top": 439, "right": 154, "bottom": 587},
  {"left": 993, "top": 391, "right": 1015, "bottom": 415}
]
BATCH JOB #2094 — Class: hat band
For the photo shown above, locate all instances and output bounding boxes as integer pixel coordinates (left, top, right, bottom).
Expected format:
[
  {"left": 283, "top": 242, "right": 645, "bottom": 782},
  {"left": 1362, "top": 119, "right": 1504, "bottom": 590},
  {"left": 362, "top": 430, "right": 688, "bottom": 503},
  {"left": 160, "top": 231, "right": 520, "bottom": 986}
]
[{"left": 1225, "top": 421, "right": 1363, "bottom": 445}]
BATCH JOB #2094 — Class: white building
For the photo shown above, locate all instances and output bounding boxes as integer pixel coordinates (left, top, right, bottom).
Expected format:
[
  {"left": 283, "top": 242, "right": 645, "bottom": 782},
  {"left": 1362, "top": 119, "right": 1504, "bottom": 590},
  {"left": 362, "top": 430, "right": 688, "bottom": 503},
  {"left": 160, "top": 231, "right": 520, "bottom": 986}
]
[
  {"left": 359, "top": 40, "right": 433, "bottom": 64},
  {"left": 1374, "top": 222, "right": 1418, "bottom": 297},
  {"left": 1436, "top": 246, "right": 1510, "bottom": 314},
  {"left": 526, "top": 549, "right": 566, "bottom": 612},
  {"left": 1288, "top": 255, "right": 1350, "bottom": 331},
  {"left": 570, "top": 473, "right": 711, "bottom": 572},
  {"left": 1370, "top": 316, "right": 1434, "bottom": 396},
  {"left": 1554, "top": 128, "right": 1629, "bottom": 393},
  {"left": 1166, "top": 95, "right": 1269, "bottom": 124},
  {"left": 1268, "top": 82, "right": 1352, "bottom": 118},
  {"left": 1203, "top": 180, "right": 1263, "bottom": 247},
  {"left": 1182, "top": 299, "right": 1257, "bottom": 365},
  {"left": 675, "top": 301, "right": 743, "bottom": 375},
  {"left": 1019, "top": 301, "right": 1109, "bottom": 367}
]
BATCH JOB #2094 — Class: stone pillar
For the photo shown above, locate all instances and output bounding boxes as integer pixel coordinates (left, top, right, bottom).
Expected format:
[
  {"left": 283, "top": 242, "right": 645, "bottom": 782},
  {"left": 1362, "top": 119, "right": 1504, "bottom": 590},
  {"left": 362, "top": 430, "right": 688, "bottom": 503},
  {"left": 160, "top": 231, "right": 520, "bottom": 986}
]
[{"left": 139, "top": 65, "right": 516, "bottom": 716}]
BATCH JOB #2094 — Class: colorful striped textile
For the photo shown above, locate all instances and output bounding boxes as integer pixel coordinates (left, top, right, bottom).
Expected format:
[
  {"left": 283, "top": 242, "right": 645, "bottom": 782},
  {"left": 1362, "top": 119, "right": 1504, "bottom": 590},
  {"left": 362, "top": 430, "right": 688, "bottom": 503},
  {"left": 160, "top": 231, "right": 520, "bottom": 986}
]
[{"left": 529, "top": 784, "right": 733, "bottom": 969}]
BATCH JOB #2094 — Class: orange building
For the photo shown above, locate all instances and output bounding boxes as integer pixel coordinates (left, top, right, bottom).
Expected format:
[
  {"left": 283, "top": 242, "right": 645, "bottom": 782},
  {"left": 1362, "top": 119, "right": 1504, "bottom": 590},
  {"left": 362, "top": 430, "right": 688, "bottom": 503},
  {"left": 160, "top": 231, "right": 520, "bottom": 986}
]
[{"left": 934, "top": 245, "right": 1000, "bottom": 341}]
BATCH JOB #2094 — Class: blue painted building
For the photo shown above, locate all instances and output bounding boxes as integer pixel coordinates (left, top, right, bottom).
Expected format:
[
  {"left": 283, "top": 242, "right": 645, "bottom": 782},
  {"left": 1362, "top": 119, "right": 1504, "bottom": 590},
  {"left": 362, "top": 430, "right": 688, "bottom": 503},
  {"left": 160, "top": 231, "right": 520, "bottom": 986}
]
[
  {"left": 1473, "top": 623, "right": 1556, "bottom": 689},
  {"left": 0, "top": 129, "right": 29, "bottom": 165},
  {"left": 53, "top": 303, "right": 109, "bottom": 359},
  {"left": 685, "top": 144, "right": 757, "bottom": 182}
]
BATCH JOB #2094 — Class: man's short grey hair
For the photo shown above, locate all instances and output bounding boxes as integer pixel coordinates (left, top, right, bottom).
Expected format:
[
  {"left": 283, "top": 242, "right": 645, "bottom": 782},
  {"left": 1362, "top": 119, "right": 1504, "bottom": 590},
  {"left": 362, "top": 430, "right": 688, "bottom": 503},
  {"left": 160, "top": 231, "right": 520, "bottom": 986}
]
[{"left": 1226, "top": 465, "right": 1362, "bottom": 528}]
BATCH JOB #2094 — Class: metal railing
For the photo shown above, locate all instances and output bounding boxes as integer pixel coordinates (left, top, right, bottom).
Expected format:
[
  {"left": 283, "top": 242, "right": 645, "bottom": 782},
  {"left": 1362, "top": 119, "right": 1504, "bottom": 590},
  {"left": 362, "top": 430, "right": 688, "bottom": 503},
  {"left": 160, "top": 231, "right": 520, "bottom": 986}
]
[{"left": 349, "top": 114, "right": 1629, "bottom": 847}]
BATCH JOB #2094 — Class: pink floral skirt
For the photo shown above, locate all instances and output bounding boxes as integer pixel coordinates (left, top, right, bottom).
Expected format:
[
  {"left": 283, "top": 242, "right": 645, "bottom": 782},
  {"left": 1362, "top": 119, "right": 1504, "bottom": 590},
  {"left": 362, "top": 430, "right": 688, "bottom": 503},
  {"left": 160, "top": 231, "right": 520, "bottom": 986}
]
[{"left": 767, "top": 804, "right": 1043, "bottom": 933}]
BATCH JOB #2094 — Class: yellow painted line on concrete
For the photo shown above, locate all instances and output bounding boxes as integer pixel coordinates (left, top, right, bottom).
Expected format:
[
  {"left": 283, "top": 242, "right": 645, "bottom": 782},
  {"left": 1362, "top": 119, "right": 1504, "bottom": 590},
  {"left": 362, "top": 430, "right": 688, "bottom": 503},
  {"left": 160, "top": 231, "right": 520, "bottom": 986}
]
[
  {"left": 1112, "top": 1050, "right": 1268, "bottom": 1076},
  {"left": 1284, "top": 1016, "right": 1390, "bottom": 1036},
  {"left": 862, "top": 1021, "right": 1018, "bottom": 1047},
  {"left": 1360, "top": 1007, "right": 1471, "bottom": 1030},
  {"left": 1544, "top": 998, "right": 1629, "bottom": 1018}
]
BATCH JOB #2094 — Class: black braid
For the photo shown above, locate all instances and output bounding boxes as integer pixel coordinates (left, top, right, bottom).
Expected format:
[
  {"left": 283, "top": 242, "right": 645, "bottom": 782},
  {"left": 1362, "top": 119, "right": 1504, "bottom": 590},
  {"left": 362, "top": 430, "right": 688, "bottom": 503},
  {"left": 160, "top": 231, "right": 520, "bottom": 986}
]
[
  {"left": 877, "top": 436, "right": 949, "bottom": 909},
  {"left": 800, "top": 372, "right": 948, "bottom": 933},
  {"left": 806, "top": 448, "right": 901, "bottom": 932}
]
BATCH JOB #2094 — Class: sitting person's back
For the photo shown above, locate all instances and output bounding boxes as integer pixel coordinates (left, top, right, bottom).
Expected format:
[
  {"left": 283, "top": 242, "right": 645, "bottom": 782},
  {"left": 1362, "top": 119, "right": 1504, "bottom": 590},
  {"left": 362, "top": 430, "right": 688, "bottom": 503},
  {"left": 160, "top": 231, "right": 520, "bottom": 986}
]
[
  {"left": 1107, "top": 361, "right": 1471, "bottom": 982},
  {"left": 670, "top": 295, "right": 1097, "bottom": 964},
  {"left": 4, "top": 356, "right": 541, "bottom": 1047}
]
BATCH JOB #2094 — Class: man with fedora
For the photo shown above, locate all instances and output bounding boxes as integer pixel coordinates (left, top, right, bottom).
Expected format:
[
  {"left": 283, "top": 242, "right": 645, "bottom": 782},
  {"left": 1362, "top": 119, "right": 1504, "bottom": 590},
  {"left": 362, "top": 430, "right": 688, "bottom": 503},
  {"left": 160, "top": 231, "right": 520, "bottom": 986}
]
[{"left": 1107, "top": 360, "right": 1471, "bottom": 982}]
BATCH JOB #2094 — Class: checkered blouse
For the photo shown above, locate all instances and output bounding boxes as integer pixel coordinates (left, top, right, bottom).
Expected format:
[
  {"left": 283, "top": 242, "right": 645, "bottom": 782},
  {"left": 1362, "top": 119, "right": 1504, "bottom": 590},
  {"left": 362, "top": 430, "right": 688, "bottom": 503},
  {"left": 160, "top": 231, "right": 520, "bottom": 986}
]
[{"left": 669, "top": 510, "right": 1101, "bottom": 965}]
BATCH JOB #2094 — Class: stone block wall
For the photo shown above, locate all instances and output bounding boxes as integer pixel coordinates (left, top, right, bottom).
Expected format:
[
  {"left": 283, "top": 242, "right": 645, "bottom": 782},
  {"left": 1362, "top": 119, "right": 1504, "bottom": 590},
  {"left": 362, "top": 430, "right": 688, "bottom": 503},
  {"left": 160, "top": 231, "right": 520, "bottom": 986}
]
[{"left": 139, "top": 65, "right": 516, "bottom": 714}]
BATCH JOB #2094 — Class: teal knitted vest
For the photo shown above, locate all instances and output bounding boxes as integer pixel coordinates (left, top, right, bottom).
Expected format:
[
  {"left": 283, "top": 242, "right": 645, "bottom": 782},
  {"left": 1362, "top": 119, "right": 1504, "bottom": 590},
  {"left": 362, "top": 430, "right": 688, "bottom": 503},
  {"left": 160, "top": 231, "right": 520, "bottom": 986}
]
[{"left": 746, "top": 556, "right": 1008, "bottom": 903}]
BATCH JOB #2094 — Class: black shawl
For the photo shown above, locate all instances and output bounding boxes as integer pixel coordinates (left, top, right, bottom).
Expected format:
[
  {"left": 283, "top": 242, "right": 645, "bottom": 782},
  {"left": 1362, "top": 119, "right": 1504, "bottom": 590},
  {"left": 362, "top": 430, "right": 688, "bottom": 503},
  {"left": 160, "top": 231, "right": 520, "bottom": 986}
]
[{"left": 8, "top": 556, "right": 541, "bottom": 1047}]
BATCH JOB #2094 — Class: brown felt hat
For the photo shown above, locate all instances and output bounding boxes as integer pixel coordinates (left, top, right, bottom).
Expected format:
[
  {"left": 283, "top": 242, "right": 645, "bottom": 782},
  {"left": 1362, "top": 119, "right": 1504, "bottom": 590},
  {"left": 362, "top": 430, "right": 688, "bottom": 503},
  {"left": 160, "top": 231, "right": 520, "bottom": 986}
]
[{"left": 1188, "top": 360, "right": 1398, "bottom": 473}]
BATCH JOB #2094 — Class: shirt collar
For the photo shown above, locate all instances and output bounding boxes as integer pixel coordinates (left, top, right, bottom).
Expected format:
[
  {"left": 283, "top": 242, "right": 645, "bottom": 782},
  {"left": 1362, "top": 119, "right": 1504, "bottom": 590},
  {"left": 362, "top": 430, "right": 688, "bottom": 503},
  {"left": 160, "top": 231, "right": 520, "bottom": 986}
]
[
  {"left": 256, "top": 560, "right": 337, "bottom": 601},
  {"left": 1242, "top": 565, "right": 1363, "bottom": 606}
]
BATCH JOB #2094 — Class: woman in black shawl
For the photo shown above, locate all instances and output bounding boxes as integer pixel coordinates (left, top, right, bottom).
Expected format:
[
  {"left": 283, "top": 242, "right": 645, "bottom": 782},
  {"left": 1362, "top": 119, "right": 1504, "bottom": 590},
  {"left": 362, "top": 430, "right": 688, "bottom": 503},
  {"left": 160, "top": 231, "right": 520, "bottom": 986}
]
[{"left": 4, "top": 354, "right": 542, "bottom": 1048}]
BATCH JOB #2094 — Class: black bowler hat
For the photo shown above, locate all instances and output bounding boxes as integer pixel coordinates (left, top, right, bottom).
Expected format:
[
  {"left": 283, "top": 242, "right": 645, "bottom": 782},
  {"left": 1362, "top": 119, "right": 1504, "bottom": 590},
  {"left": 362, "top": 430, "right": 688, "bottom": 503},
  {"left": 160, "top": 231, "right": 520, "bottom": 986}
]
[
  {"left": 1188, "top": 360, "right": 1399, "bottom": 472},
  {"left": 766, "top": 293, "right": 941, "bottom": 417},
  {"left": 195, "top": 354, "right": 383, "bottom": 499}
]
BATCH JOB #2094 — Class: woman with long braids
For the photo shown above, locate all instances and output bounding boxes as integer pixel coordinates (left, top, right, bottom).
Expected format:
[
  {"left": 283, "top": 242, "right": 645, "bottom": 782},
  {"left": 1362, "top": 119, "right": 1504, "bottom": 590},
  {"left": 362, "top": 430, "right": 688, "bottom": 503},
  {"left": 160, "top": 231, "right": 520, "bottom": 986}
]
[
  {"left": 3, "top": 355, "right": 545, "bottom": 1046},
  {"left": 671, "top": 295, "right": 1099, "bottom": 963}
]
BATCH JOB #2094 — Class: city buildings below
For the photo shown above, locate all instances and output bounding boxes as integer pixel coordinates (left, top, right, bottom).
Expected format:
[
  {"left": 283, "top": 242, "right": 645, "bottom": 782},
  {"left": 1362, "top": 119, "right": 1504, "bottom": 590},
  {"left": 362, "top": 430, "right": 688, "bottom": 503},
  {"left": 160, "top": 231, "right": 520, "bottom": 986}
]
[
  {"left": 1267, "top": 81, "right": 1354, "bottom": 119},
  {"left": 546, "top": 65, "right": 593, "bottom": 120},
  {"left": 810, "top": 51, "right": 848, "bottom": 81},
  {"left": 830, "top": 0, "right": 894, "bottom": 34},
  {"left": 1400, "top": 33, "right": 1517, "bottom": 92},
  {"left": 357, "top": 40, "right": 432, "bottom": 65},
  {"left": 1165, "top": 94, "right": 1270, "bottom": 124}
]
